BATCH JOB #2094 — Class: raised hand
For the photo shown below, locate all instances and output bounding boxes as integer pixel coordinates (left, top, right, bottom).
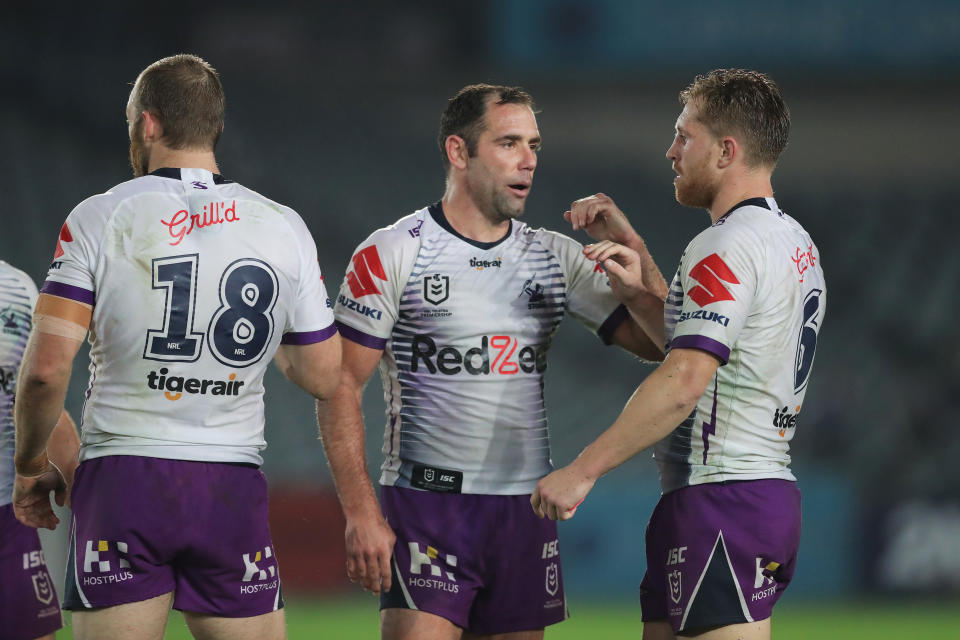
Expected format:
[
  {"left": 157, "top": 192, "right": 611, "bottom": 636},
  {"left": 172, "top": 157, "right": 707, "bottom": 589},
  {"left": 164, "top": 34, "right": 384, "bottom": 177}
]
[{"left": 564, "top": 193, "right": 640, "bottom": 247}]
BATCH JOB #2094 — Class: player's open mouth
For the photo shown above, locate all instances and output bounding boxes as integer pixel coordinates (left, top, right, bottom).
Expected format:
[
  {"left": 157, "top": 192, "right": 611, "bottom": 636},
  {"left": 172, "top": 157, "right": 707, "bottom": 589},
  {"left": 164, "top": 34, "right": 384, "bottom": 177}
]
[{"left": 508, "top": 184, "right": 530, "bottom": 197}]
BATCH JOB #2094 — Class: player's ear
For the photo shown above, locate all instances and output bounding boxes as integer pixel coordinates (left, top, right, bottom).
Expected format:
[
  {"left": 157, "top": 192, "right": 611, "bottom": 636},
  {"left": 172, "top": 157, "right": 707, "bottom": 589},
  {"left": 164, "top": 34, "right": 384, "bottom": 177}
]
[
  {"left": 141, "top": 111, "right": 163, "bottom": 144},
  {"left": 717, "top": 136, "right": 737, "bottom": 169},
  {"left": 445, "top": 135, "right": 469, "bottom": 171}
]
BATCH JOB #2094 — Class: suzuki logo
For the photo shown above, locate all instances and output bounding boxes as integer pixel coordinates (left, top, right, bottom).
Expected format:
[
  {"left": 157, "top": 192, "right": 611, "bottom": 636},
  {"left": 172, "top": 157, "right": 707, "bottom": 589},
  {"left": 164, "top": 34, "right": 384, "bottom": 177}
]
[
  {"left": 346, "top": 245, "right": 387, "bottom": 298},
  {"left": 687, "top": 253, "right": 739, "bottom": 307}
]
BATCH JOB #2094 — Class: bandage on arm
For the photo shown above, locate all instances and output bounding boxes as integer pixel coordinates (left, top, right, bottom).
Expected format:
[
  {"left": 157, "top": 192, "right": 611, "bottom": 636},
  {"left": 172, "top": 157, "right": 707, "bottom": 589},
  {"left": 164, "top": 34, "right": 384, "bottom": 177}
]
[{"left": 32, "top": 293, "right": 92, "bottom": 342}]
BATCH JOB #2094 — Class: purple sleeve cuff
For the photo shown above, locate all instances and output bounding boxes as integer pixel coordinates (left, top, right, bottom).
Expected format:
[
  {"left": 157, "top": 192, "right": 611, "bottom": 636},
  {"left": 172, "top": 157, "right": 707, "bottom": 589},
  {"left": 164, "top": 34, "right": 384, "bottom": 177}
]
[
  {"left": 669, "top": 334, "right": 730, "bottom": 364},
  {"left": 335, "top": 321, "right": 387, "bottom": 350},
  {"left": 597, "top": 304, "right": 629, "bottom": 345},
  {"left": 281, "top": 323, "right": 338, "bottom": 345},
  {"left": 41, "top": 280, "right": 95, "bottom": 305}
]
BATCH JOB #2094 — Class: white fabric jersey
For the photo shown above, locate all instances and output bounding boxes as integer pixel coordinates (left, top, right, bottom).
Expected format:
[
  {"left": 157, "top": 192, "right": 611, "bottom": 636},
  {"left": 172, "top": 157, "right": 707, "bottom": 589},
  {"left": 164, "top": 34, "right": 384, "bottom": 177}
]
[
  {"left": 335, "top": 203, "right": 627, "bottom": 495},
  {"left": 658, "top": 197, "right": 826, "bottom": 493},
  {"left": 43, "top": 168, "right": 336, "bottom": 465},
  {"left": 0, "top": 262, "right": 39, "bottom": 506}
]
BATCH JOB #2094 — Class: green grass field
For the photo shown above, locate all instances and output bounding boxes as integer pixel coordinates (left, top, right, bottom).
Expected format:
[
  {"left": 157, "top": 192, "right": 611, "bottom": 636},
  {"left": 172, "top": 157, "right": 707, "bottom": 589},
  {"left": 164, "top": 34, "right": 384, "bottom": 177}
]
[{"left": 54, "top": 598, "right": 960, "bottom": 639}]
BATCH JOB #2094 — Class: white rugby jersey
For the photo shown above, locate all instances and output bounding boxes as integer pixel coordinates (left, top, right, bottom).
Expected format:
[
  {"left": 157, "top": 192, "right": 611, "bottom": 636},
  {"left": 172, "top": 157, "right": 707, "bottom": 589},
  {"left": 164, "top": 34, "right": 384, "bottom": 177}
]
[
  {"left": 0, "top": 262, "right": 39, "bottom": 507},
  {"left": 658, "top": 197, "right": 826, "bottom": 493},
  {"left": 335, "top": 203, "right": 627, "bottom": 495},
  {"left": 42, "top": 168, "right": 336, "bottom": 466}
]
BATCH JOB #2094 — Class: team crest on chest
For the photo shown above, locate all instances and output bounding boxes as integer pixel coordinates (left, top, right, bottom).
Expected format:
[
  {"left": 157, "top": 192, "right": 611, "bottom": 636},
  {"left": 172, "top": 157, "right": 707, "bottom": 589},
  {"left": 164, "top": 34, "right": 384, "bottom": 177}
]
[{"left": 423, "top": 274, "right": 450, "bottom": 305}]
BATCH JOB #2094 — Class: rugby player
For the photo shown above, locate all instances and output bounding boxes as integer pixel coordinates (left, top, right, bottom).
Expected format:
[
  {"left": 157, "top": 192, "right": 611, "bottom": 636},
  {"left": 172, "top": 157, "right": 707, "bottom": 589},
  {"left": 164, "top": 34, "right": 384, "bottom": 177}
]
[
  {"left": 2, "top": 259, "right": 79, "bottom": 640},
  {"left": 318, "top": 84, "right": 667, "bottom": 639},
  {"left": 532, "top": 69, "right": 826, "bottom": 640},
  {"left": 12, "top": 55, "right": 341, "bottom": 640}
]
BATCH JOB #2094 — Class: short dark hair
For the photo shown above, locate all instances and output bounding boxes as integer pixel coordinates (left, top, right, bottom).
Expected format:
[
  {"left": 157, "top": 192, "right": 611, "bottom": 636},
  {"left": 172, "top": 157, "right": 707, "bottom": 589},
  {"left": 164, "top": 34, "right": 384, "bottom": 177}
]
[
  {"left": 130, "top": 54, "right": 225, "bottom": 151},
  {"left": 680, "top": 69, "right": 790, "bottom": 168},
  {"left": 438, "top": 84, "right": 535, "bottom": 170}
]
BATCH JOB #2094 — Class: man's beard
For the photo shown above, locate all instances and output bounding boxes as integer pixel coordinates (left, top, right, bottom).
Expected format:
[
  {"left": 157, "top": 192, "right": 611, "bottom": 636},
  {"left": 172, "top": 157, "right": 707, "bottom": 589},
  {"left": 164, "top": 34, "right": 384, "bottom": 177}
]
[
  {"left": 488, "top": 187, "right": 525, "bottom": 222},
  {"left": 129, "top": 119, "right": 150, "bottom": 177},
  {"left": 674, "top": 161, "right": 718, "bottom": 210}
]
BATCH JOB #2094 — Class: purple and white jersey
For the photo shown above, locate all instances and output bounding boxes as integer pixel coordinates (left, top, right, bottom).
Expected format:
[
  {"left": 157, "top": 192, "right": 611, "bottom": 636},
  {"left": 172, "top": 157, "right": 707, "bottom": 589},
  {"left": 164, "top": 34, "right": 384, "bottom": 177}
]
[
  {"left": 658, "top": 197, "right": 826, "bottom": 493},
  {"left": 42, "top": 168, "right": 336, "bottom": 466},
  {"left": 0, "top": 262, "right": 39, "bottom": 507},
  {"left": 335, "top": 203, "right": 627, "bottom": 495}
]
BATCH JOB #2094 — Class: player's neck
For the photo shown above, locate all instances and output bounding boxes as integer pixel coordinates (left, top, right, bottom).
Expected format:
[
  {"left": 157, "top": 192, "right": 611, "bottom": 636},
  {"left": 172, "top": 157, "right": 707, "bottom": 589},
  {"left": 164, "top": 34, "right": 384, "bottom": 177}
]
[
  {"left": 440, "top": 185, "right": 511, "bottom": 243},
  {"left": 147, "top": 146, "right": 220, "bottom": 176},
  {"left": 708, "top": 172, "right": 774, "bottom": 223}
]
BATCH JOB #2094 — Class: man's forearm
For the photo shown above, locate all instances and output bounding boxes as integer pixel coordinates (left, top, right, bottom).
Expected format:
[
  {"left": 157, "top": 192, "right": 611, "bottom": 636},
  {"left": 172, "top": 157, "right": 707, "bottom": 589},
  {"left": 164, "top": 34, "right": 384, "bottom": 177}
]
[
  {"left": 316, "top": 390, "right": 380, "bottom": 518},
  {"left": 14, "top": 376, "right": 69, "bottom": 472}
]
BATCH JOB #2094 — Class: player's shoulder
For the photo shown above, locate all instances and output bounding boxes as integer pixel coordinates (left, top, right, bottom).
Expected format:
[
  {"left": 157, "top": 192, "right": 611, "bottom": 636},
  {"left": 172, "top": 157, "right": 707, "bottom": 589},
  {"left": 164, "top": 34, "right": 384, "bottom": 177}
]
[
  {"left": 516, "top": 221, "right": 582, "bottom": 253},
  {"left": 0, "top": 260, "right": 38, "bottom": 296},
  {"left": 354, "top": 207, "right": 429, "bottom": 252}
]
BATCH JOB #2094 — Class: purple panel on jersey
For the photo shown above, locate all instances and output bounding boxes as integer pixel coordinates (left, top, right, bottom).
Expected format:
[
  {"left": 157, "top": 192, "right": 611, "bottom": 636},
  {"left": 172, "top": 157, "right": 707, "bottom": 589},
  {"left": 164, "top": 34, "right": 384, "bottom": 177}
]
[
  {"left": 0, "top": 505, "right": 63, "bottom": 640},
  {"left": 336, "top": 321, "right": 387, "bottom": 350},
  {"left": 280, "top": 323, "right": 337, "bottom": 345},
  {"left": 41, "top": 280, "right": 95, "bottom": 305},
  {"left": 597, "top": 303, "right": 629, "bottom": 345},
  {"left": 639, "top": 479, "right": 800, "bottom": 634},
  {"left": 670, "top": 335, "right": 730, "bottom": 363},
  {"left": 380, "top": 486, "right": 567, "bottom": 634},
  {"left": 63, "top": 457, "right": 283, "bottom": 617}
]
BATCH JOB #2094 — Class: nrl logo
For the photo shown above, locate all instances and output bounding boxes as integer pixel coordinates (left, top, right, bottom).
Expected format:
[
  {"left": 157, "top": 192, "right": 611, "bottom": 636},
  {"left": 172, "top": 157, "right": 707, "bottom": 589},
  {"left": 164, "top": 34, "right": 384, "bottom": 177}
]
[
  {"left": 424, "top": 468, "right": 435, "bottom": 482},
  {"left": 668, "top": 569, "right": 682, "bottom": 604},
  {"left": 32, "top": 572, "right": 54, "bottom": 605},
  {"left": 423, "top": 274, "right": 449, "bottom": 305},
  {"left": 545, "top": 562, "right": 559, "bottom": 596}
]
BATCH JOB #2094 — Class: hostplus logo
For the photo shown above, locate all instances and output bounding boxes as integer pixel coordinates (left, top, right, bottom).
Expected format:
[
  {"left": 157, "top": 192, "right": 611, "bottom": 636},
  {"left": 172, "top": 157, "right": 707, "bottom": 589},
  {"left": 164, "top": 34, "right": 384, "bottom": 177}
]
[
  {"left": 752, "top": 558, "right": 780, "bottom": 601},
  {"left": 82, "top": 540, "right": 133, "bottom": 586},
  {"left": 147, "top": 367, "right": 244, "bottom": 401},
  {"left": 240, "top": 546, "right": 278, "bottom": 595},
  {"left": 410, "top": 335, "right": 546, "bottom": 376},
  {"left": 408, "top": 543, "right": 458, "bottom": 593}
]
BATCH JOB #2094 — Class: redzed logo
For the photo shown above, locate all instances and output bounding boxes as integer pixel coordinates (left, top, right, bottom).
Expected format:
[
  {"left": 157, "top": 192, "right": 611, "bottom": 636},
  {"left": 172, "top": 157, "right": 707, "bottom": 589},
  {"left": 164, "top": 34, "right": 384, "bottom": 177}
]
[
  {"left": 53, "top": 222, "right": 73, "bottom": 259},
  {"left": 687, "top": 253, "right": 739, "bottom": 307},
  {"left": 346, "top": 245, "right": 387, "bottom": 297}
]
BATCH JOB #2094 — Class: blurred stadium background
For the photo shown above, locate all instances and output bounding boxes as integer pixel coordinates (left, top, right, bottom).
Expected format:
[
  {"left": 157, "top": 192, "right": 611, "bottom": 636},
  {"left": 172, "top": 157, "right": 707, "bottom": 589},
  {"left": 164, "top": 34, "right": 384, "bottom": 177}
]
[{"left": 3, "top": 1, "right": 958, "bottom": 636}]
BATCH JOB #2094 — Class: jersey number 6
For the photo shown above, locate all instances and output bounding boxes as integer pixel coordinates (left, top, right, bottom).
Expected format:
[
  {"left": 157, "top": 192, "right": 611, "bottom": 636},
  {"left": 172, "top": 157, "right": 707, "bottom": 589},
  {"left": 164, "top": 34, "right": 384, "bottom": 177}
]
[{"left": 143, "top": 254, "right": 279, "bottom": 367}]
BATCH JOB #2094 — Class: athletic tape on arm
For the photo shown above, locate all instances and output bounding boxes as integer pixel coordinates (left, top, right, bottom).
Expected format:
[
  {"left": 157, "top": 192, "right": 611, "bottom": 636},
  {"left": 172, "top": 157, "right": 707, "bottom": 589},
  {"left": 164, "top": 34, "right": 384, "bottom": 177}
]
[{"left": 33, "top": 313, "right": 88, "bottom": 342}]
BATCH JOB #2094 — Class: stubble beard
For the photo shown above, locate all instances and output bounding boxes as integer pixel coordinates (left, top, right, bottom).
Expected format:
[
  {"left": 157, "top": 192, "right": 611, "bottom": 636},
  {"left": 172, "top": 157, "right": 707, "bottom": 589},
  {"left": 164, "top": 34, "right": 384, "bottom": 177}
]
[
  {"left": 129, "top": 119, "right": 150, "bottom": 177},
  {"left": 674, "top": 161, "right": 718, "bottom": 210}
]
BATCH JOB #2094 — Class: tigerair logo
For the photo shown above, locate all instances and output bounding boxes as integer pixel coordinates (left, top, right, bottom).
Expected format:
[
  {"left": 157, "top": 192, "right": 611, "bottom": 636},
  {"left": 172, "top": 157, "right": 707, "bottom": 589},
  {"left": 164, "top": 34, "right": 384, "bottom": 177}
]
[
  {"left": 772, "top": 405, "right": 801, "bottom": 437},
  {"left": 147, "top": 368, "right": 244, "bottom": 400},
  {"left": 469, "top": 256, "right": 502, "bottom": 270},
  {"left": 410, "top": 334, "right": 546, "bottom": 376}
]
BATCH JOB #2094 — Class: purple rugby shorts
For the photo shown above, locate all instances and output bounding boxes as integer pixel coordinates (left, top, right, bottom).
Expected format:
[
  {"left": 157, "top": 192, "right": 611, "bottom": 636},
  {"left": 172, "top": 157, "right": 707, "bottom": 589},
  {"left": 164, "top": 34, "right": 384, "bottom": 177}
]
[
  {"left": 380, "top": 485, "right": 568, "bottom": 634},
  {"left": 63, "top": 456, "right": 283, "bottom": 617},
  {"left": 0, "top": 503, "right": 63, "bottom": 640},
  {"left": 640, "top": 479, "right": 801, "bottom": 634}
]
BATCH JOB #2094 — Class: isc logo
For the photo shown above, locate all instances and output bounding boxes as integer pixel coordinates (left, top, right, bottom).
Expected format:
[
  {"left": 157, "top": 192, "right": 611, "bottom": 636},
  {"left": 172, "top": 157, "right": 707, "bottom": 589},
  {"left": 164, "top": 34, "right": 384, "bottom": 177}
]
[
  {"left": 22, "top": 550, "right": 46, "bottom": 569},
  {"left": 667, "top": 546, "right": 687, "bottom": 566},
  {"left": 542, "top": 539, "right": 559, "bottom": 559}
]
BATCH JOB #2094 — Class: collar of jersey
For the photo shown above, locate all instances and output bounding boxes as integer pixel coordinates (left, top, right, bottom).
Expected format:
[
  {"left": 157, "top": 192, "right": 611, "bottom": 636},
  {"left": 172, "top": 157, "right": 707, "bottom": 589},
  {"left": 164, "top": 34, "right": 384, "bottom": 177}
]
[
  {"left": 148, "top": 167, "right": 232, "bottom": 184},
  {"left": 428, "top": 202, "right": 512, "bottom": 250},
  {"left": 715, "top": 197, "right": 772, "bottom": 225}
]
